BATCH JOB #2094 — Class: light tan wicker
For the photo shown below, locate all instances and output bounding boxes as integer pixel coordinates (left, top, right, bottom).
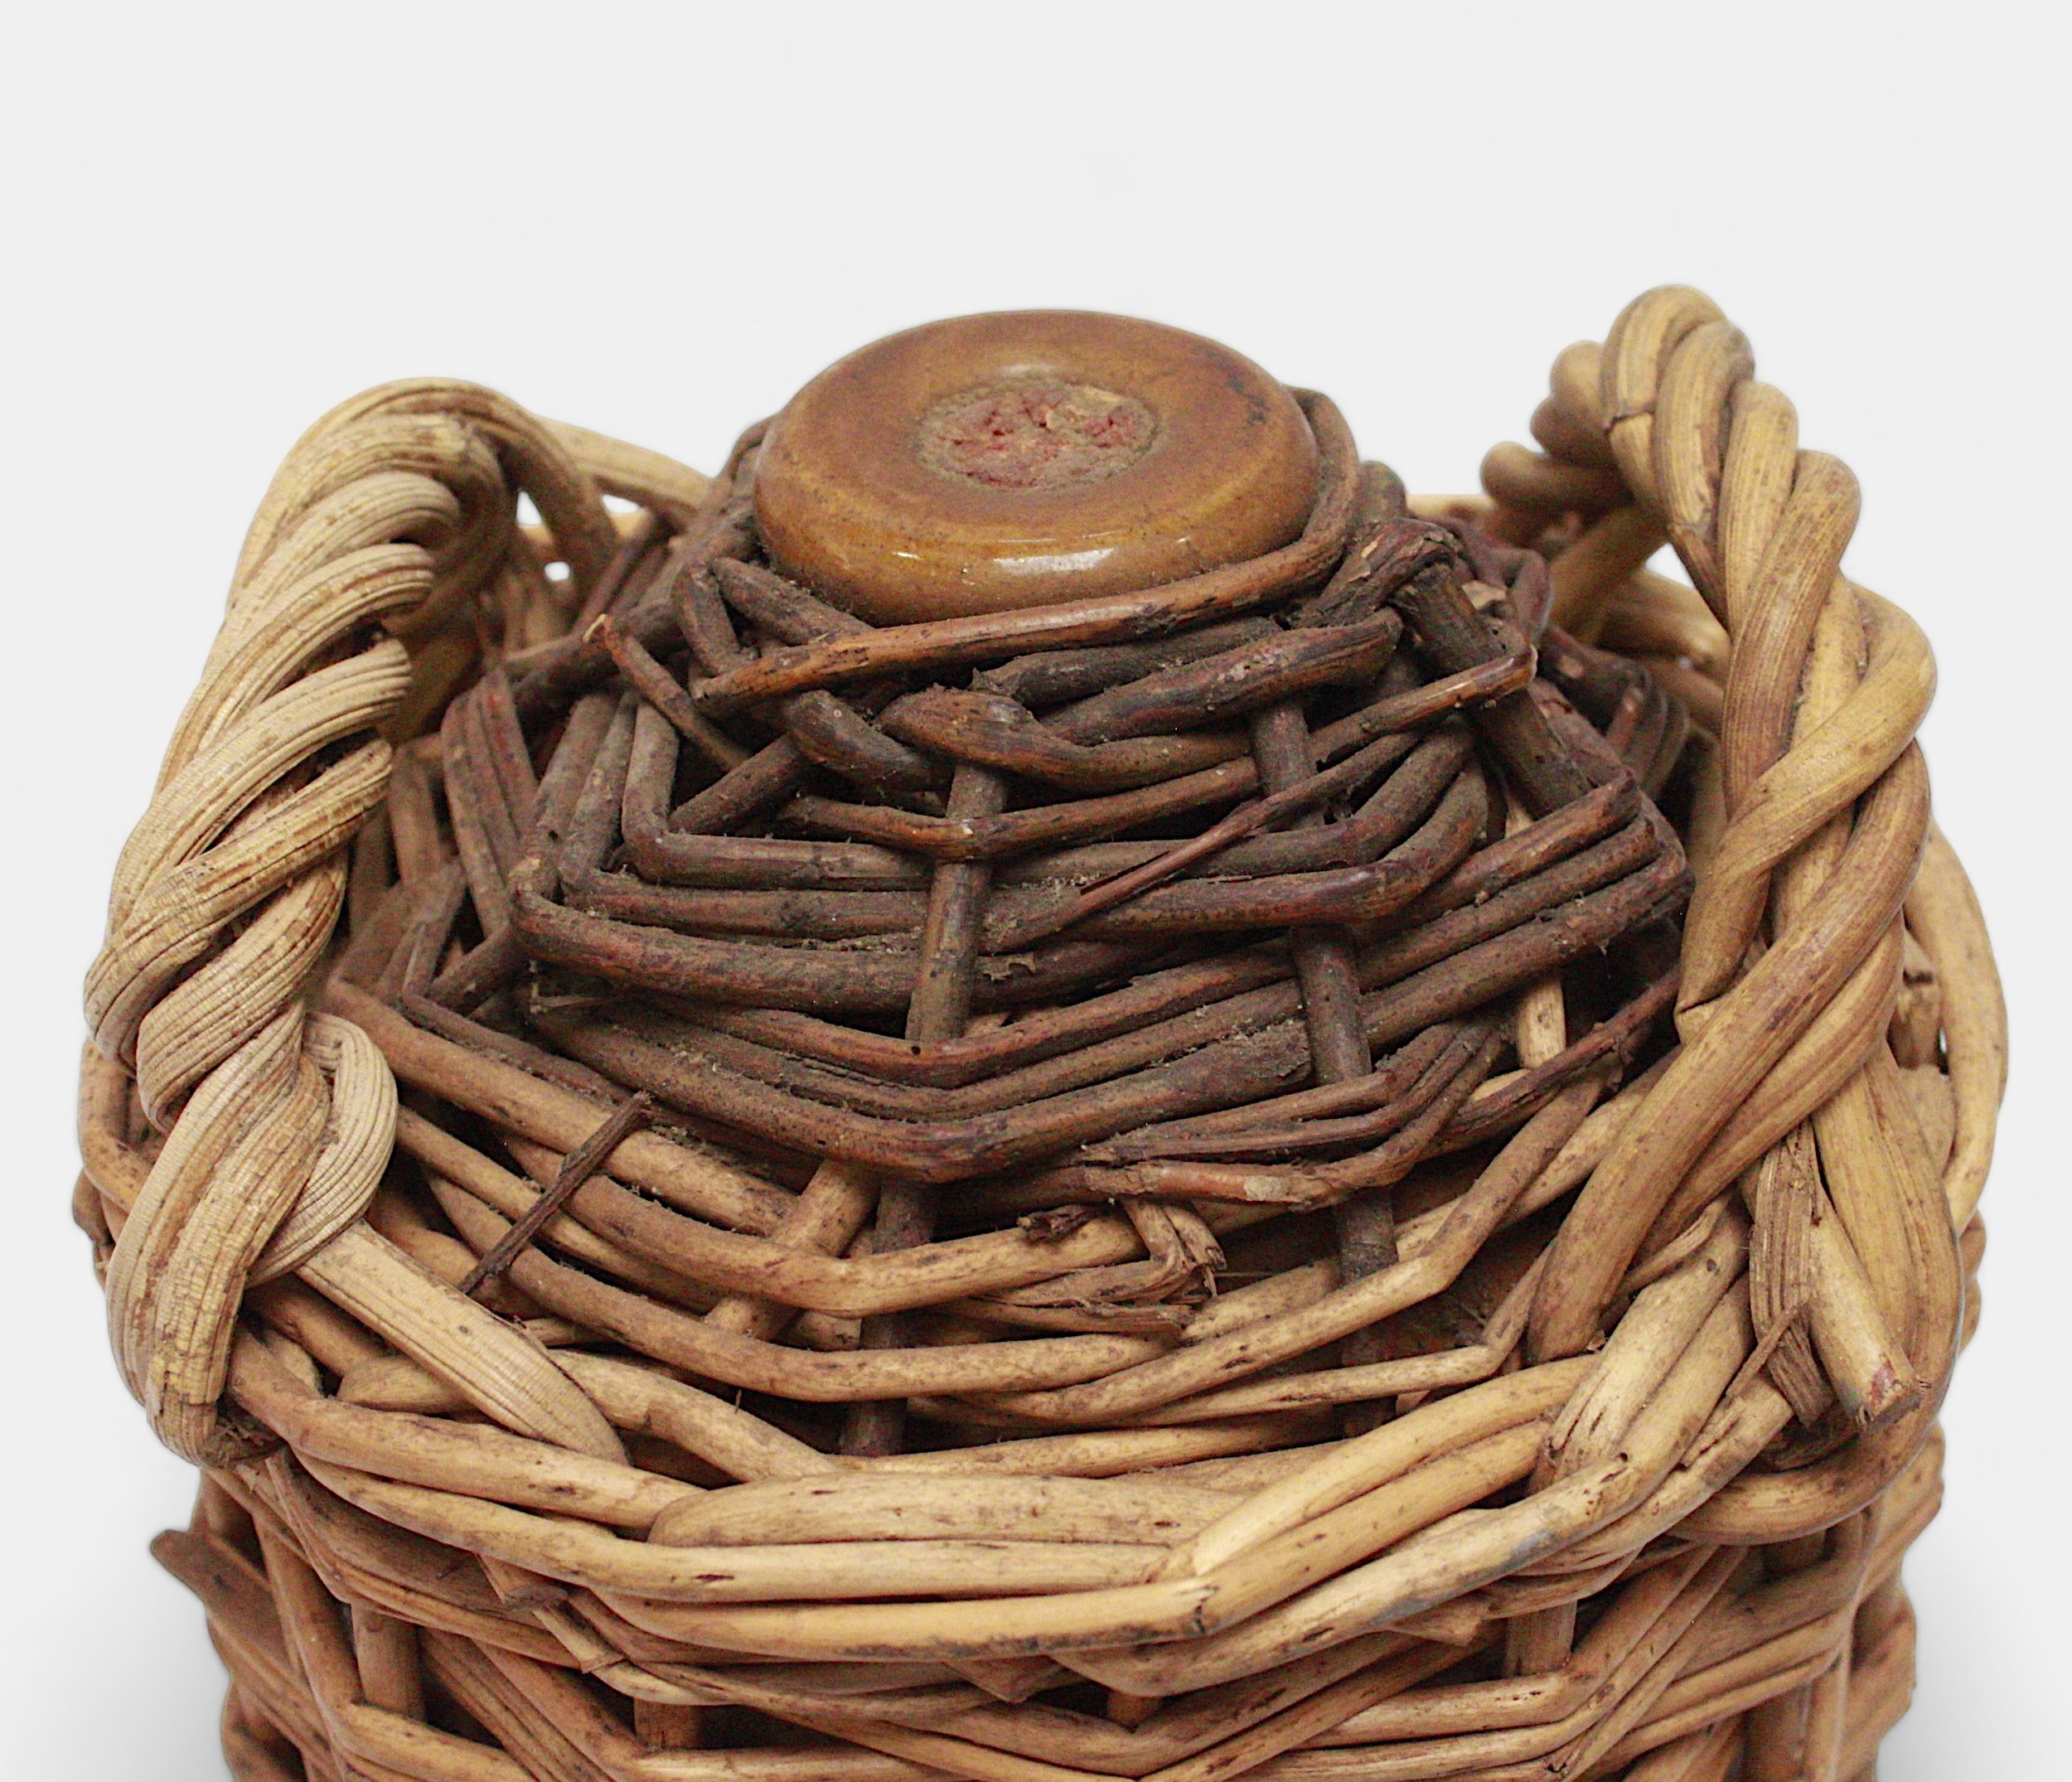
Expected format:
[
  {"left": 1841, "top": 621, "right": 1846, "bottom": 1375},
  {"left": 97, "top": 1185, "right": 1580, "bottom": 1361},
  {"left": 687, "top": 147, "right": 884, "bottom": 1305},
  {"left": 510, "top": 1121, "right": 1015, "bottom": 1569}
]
[{"left": 75, "top": 287, "right": 2002, "bottom": 1782}]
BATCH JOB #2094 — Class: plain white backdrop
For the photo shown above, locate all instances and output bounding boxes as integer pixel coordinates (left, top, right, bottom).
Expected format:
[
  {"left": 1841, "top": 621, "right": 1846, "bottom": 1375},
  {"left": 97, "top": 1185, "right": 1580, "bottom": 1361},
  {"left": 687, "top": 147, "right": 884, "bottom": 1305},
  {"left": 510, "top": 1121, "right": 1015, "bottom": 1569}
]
[{"left": 4, "top": 4, "right": 2065, "bottom": 1775}]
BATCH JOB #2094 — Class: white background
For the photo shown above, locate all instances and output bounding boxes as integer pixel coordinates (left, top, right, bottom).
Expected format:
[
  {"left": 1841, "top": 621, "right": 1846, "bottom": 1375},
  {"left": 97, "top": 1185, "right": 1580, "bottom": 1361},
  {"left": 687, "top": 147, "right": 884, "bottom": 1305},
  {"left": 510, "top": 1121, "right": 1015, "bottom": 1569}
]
[{"left": 4, "top": 4, "right": 2065, "bottom": 1775}]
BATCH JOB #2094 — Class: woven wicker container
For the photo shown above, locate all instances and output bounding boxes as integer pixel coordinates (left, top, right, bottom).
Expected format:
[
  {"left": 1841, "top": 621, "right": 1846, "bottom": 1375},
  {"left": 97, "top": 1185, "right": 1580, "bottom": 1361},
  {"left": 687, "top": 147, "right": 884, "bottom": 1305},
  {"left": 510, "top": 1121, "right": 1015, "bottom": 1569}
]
[{"left": 76, "top": 286, "right": 2002, "bottom": 1782}]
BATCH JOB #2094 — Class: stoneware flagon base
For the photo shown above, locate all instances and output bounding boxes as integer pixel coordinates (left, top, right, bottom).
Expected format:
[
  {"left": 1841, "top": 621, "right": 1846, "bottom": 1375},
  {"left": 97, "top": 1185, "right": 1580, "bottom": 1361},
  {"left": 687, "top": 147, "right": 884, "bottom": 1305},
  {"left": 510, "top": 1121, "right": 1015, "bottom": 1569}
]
[{"left": 78, "top": 288, "right": 2002, "bottom": 1782}]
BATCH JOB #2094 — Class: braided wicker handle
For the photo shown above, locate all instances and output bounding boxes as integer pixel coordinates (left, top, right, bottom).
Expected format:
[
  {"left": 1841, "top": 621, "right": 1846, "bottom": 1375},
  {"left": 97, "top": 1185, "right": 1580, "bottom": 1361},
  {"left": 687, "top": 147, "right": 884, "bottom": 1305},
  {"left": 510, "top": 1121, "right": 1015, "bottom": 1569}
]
[
  {"left": 1512, "top": 290, "right": 2003, "bottom": 1540},
  {"left": 79, "top": 380, "right": 683, "bottom": 1464}
]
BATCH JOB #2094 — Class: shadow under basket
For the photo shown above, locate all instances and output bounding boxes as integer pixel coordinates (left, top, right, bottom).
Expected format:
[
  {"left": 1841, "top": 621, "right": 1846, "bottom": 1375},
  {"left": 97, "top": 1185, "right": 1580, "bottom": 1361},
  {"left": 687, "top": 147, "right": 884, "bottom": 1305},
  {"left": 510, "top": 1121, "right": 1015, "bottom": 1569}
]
[{"left": 77, "top": 287, "right": 2003, "bottom": 1782}]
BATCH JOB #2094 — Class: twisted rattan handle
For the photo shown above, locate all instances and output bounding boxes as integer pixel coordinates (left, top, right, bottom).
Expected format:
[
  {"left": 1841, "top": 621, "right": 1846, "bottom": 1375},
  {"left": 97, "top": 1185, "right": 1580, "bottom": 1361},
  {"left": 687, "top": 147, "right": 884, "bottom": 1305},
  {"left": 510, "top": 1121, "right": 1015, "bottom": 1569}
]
[
  {"left": 83, "top": 380, "right": 629, "bottom": 1465},
  {"left": 1520, "top": 288, "right": 2002, "bottom": 1540}
]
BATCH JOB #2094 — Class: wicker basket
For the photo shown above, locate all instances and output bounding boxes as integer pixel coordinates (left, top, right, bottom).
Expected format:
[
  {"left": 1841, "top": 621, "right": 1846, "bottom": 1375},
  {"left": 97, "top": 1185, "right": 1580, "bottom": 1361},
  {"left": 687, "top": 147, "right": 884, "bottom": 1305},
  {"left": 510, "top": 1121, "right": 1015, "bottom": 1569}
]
[{"left": 75, "top": 287, "right": 2003, "bottom": 1782}]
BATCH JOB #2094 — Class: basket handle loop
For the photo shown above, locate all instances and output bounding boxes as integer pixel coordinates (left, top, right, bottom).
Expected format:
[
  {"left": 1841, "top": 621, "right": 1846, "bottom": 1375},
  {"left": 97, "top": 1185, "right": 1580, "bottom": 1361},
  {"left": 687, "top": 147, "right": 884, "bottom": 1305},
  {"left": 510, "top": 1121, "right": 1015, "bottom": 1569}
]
[{"left": 82, "top": 381, "right": 627, "bottom": 1465}]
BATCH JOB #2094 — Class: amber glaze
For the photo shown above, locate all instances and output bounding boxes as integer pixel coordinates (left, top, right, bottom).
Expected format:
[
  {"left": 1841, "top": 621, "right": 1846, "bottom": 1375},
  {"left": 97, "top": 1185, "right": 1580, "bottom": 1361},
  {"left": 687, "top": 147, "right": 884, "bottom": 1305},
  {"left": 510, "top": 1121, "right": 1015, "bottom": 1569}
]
[{"left": 753, "top": 310, "right": 1319, "bottom": 622}]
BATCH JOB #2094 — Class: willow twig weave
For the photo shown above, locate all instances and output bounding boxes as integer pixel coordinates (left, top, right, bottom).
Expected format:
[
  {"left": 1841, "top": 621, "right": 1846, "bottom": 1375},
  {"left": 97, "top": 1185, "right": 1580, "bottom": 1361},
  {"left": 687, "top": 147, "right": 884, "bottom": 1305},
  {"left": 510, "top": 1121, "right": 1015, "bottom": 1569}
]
[{"left": 75, "top": 288, "right": 2003, "bottom": 1782}]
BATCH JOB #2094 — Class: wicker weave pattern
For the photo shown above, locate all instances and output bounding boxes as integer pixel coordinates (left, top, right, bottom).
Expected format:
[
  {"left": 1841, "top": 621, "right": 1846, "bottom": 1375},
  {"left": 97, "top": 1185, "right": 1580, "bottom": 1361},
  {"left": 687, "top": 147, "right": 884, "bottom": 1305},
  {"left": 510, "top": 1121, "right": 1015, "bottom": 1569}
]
[{"left": 74, "top": 289, "right": 2004, "bottom": 1782}]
